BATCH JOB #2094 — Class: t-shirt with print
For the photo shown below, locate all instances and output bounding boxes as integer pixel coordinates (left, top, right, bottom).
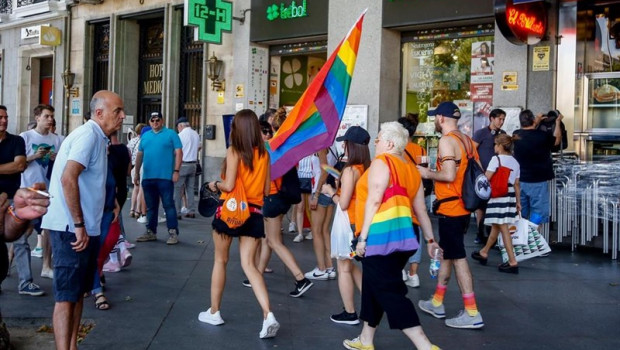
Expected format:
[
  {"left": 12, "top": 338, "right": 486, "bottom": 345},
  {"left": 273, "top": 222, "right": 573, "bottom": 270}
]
[
  {"left": 486, "top": 154, "right": 520, "bottom": 185},
  {"left": 20, "top": 129, "right": 62, "bottom": 187},
  {"left": 139, "top": 127, "right": 182, "bottom": 180},
  {"left": 513, "top": 129, "right": 555, "bottom": 183},
  {"left": 473, "top": 127, "right": 506, "bottom": 170},
  {"left": 0, "top": 133, "right": 26, "bottom": 198}
]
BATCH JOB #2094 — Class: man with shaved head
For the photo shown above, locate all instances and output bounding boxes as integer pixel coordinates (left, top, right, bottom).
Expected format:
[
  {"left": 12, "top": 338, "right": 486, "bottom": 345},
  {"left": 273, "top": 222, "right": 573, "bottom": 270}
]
[{"left": 42, "top": 90, "right": 125, "bottom": 350}]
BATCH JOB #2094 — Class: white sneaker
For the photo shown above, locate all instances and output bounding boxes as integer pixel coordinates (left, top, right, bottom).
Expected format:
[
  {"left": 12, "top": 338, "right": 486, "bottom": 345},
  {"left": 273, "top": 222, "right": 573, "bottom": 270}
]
[
  {"left": 304, "top": 231, "right": 313, "bottom": 240},
  {"left": 288, "top": 222, "right": 296, "bottom": 233},
  {"left": 326, "top": 267, "right": 337, "bottom": 280},
  {"left": 259, "top": 312, "right": 280, "bottom": 339},
  {"left": 304, "top": 267, "right": 329, "bottom": 281},
  {"left": 137, "top": 216, "right": 147, "bottom": 224},
  {"left": 293, "top": 233, "right": 304, "bottom": 243},
  {"left": 41, "top": 269, "right": 54, "bottom": 279},
  {"left": 405, "top": 273, "right": 420, "bottom": 288},
  {"left": 198, "top": 308, "right": 225, "bottom": 325},
  {"left": 158, "top": 216, "right": 166, "bottom": 223},
  {"left": 31, "top": 247, "right": 43, "bottom": 258},
  {"left": 181, "top": 207, "right": 189, "bottom": 214}
]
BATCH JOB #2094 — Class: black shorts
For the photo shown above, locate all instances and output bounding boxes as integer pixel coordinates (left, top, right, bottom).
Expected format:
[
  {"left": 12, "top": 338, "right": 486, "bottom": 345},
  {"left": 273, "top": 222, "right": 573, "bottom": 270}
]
[
  {"left": 212, "top": 212, "right": 265, "bottom": 238},
  {"left": 437, "top": 214, "right": 471, "bottom": 260},
  {"left": 263, "top": 194, "right": 290, "bottom": 218}
]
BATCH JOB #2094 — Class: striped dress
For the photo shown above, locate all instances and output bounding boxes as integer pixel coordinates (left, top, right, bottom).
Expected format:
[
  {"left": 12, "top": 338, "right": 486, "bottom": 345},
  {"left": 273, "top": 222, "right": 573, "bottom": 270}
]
[{"left": 484, "top": 154, "right": 520, "bottom": 225}]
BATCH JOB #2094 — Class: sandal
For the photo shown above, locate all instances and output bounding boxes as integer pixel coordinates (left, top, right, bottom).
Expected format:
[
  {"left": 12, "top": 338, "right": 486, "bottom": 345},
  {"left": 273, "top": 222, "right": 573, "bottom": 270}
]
[
  {"left": 94, "top": 293, "right": 110, "bottom": 310},
  {"left": 130, "top": 210, "right": 137, "bottom": 218}
]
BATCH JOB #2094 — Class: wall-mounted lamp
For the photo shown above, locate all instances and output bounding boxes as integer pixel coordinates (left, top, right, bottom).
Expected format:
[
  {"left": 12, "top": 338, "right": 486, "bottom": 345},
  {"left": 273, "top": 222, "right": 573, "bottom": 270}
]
[
  {"left": 61, "top": 68, "right": 75, "bottom": 97},
  {"left": 207, "top": 53, "right": 225, "bottom": 91}
]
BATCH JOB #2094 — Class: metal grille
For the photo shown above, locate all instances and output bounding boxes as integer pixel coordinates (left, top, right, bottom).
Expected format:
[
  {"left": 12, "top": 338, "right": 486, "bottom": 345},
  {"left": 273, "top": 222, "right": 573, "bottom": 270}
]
[
  {"left": 138, "top": 19, "right": 164, "bottom": 124},
  {"left": 93, "top": 22, "right": 110, "bottom": 92},
  {"left": 16, "top": 0, "right": 46, "bottom": 7},
  {"left": 0, "top": 0, "right": 12, "bottom": 14},
  {"left": 178, "top": 26, "right": 203, "bottom": 129}
]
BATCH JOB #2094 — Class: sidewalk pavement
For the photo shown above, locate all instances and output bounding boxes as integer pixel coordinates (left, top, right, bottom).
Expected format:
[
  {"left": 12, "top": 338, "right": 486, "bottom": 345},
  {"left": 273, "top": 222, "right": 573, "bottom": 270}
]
[{"left": 1, "top": 206, "right": 619, "bottom": 350}]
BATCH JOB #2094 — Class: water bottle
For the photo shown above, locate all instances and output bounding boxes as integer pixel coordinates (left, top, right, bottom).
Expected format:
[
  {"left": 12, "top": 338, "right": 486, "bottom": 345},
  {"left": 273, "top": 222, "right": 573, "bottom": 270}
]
[{"left": 429, "top": 248, "right": 441, "bottom": 279}]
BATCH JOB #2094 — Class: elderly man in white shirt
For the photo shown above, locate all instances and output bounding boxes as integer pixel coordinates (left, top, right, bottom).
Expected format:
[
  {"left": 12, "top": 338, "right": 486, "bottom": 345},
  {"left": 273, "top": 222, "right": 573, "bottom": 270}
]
[{"left": 174, "top": 117, "right": 201, "bottom": 218}]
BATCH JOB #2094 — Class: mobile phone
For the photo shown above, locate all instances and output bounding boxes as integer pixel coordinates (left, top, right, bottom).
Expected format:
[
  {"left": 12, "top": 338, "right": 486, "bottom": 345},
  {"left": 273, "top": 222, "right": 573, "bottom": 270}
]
[{"left": 40, "top": 146, "right": 52, "bottom": 151}]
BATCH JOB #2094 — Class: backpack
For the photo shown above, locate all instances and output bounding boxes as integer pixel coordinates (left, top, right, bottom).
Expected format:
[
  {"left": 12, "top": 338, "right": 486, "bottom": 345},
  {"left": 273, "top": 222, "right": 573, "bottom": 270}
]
[
  {"left": 489, "top": 155, "right": 512, "bottom": 198},
  {"left": 538, "top": 110, "right": 568, "bottom": 152},
  {"left": 219, "top": 177, "right": 250, "bottom": 229},
  {"left": 278, "top": 167, "right": 302, "bottom": 205},
  {"left": 451, "top": 133, "right": 491, "bottom": 212}
]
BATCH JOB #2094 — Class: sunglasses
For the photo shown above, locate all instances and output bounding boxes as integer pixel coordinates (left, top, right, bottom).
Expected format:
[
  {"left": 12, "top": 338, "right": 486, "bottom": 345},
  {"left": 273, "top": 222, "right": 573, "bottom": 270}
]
[
  {"left": 262, "top": 128, "right": 273, "bottom": 135},
  {"left": 150, "top": 118, "right": 161, "bottom": 122}
]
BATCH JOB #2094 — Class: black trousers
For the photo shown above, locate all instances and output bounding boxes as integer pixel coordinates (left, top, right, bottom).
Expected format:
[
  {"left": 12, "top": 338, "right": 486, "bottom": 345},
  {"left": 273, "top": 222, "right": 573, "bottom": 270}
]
[{"left": 360, "top": 250, "right": 420, "bottom": 329}]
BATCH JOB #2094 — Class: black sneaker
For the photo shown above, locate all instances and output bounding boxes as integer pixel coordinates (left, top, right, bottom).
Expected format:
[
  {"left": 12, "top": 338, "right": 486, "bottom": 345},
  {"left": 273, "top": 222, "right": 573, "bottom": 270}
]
[
  {"left": 289, "top": 278, "right": 313, "bottom": 298},
  {"left": 330, "top": 308, "right": 360, "bottom": 325},
  {"left": 242, "top": 279, "right": 251, "bottom": 288}
]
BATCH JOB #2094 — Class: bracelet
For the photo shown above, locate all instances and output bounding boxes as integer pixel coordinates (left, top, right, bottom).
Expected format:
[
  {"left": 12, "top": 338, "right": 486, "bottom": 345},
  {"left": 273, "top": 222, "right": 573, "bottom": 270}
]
[
  {"left": 426, "top": 238, "right": 435, "bottom": 244},
  {"left": 173, "top": 170, "right": 180, "bottom": 173},
  {"left": 74, "top": 222, "right": 85, "bottom": 228},
  {"left": 357, "top": 237, "right": 367, "bottom": 243},
  {"left": 7, "top": 206, "right": 23, "bottom": 223},
  {"left": 214, "top": 181, "right": 220, "bottom": 190}
]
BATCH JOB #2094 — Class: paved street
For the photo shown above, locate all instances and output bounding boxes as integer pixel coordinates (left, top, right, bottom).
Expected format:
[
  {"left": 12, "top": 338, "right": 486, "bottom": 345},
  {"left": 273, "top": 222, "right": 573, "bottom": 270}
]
[{"left": 1, "top": 206, "right": 619, "bottom": 350}]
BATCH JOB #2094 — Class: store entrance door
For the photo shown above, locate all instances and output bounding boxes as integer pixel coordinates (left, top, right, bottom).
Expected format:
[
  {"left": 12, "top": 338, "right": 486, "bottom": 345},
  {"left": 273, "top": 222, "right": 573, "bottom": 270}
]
[{"left": 138, "top": 19, "right": 164, "bottom": 124}]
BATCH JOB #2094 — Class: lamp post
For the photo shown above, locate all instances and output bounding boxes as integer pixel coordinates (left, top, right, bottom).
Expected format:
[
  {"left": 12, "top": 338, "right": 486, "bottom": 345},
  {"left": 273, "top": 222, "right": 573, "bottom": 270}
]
[{"left": 61, "top": 68, "right": 75, "bottom": 134}]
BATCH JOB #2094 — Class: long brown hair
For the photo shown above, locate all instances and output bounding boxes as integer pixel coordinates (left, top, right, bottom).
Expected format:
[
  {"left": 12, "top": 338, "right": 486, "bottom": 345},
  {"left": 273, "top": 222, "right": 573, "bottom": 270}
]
[
  {"left": 344, "top": 141, "right": 371, "bottom": 171},
  {"left": 225, "top": 109, "right": 265, "bottom": 172}
]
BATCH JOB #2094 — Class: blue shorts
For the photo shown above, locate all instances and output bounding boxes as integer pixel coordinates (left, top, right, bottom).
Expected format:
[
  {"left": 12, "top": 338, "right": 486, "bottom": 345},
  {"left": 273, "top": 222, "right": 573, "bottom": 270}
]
[
  {"left": 519, "top": 181, "right": 550, "bottom": 223},
  {"left": 317, "top": 193, "right": 334, "bottom": 207},
  {"left": 50, "top": 229, "right": 100, "bottom": 302}
]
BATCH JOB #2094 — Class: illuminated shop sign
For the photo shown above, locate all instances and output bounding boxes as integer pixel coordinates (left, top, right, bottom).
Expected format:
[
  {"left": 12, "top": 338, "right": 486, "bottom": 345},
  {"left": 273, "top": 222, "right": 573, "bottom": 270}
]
[
  {"left": 266, "top": 0, "right": 308, "bottom": 21},
  {"left": 495, "top": 0, "right": 547, "bottom": 45},
  {"left": 184, "top": 0, "right": 232, "bottom": 44}
]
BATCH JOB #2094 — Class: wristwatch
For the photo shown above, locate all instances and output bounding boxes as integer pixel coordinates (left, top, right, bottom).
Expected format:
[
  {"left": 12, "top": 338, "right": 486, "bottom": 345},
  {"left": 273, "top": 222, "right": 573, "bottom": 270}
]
[{"left": 74, "top": 222, "right": 85, "bottom": 228}]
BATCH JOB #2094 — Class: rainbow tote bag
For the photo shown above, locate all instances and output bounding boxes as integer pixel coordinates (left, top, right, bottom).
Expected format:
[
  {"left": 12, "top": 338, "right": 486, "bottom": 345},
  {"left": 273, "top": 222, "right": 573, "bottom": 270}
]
[{"left": 365, "top": 156, "right": 420, "bottom": 257}]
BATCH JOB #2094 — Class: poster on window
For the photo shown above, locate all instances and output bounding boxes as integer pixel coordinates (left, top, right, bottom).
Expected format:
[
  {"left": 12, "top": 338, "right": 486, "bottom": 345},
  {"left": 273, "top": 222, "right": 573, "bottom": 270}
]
[
  {"left": 470, "top": 41, "right": 494, "bottom": 84},
  {"left": 334, "top": 105, "right": 368, "bottom": 156},
  {"left": 454, "top": 100, "right": 473, "bottom": 137},
  {"left": 247, "top": 45, "right": 269, "bottom": 115}
]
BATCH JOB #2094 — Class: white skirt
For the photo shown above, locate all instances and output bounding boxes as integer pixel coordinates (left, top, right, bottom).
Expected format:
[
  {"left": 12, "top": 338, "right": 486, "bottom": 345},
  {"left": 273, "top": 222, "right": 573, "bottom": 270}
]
[{"left": 484, "top": 184, "right": 518, "bottom": 225}]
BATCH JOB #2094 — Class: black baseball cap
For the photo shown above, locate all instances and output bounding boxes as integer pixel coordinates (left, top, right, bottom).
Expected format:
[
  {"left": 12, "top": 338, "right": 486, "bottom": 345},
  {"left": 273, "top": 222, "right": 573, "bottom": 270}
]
[
  {"left": 176, "top": 117, "right": 188, "bottom": 125},
  {"left": 427, "top": 102, "right": 461, "bottom": 119},
  {"left": 150, "top": 111, "right": 163, "bottom": 120},
  {"left": 336, "top": 126, "right": 370, "bottom": 145}
]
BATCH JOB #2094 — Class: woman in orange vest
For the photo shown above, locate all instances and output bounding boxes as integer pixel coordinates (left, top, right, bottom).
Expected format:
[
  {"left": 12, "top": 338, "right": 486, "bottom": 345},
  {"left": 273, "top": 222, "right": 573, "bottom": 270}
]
[
  {"left": 321, "top": 126, "right": 371, "bottom": 325},
  {"left": 199, "top": 109, "right": 279, "bottom": 339}
]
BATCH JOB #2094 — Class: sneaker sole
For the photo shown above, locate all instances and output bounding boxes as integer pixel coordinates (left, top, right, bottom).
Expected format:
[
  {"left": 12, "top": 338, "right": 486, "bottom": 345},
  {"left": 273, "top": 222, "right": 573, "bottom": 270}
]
[
  {"left": 445, "top": 321, "right": 485, "bottom": 329},
  {"left": 330, "top": 317, "right": 360, "bottom": 325},
  {"left": 305, "top": 274, "right": 329, "bottom": 281},
  {"left": 259, "top": 322, "right": 280, "bottom": 339},
  {"left": 405, "top": 282, "right": 420, "bottom": 288},
  {"left": 289, "top": 282, "right": 314, "bottom": 298},
  {"left": 166, "top": 240, "right": 179, "bottom": 245},
  {"left": 19, "top": 291, "right": 45, "bottom": 296},
  {"left": 418, "top": 303, "right": 445, "bottom": 319}
]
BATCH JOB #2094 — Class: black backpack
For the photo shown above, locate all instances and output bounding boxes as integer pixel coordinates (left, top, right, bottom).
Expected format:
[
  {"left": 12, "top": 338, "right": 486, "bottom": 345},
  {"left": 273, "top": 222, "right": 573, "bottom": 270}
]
[
  {"left": 538, "top": 110, "right": 568, "bottom": 152},
  {"left": 452, "top": 133, "right": 491, "bottom": 212},
  {"left": 278, "top": 167, "right": 302, "bottom": 205}
]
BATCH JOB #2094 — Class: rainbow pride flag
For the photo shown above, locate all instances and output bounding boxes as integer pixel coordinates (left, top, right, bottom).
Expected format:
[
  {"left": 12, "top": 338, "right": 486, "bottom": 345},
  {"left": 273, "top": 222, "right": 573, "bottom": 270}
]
[{"left": 268, "top": 10, "right": 366, "bottom": 179}]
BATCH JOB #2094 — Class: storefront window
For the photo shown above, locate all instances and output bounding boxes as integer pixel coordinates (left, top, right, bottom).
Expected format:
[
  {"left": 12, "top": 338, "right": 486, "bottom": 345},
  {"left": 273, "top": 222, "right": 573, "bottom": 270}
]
[{"left": 401, "top": 28, "right": 494, "bottom": 137}]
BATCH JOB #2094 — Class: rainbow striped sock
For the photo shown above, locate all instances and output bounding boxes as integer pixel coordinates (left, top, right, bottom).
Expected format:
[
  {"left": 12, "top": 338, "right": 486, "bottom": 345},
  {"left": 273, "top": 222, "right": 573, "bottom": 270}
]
[
  {"left": 463, "top": 292, "right": 479, "bottom": 316},
  {"left": 431, "top": 284, "right": 447, "bottom": 307}
]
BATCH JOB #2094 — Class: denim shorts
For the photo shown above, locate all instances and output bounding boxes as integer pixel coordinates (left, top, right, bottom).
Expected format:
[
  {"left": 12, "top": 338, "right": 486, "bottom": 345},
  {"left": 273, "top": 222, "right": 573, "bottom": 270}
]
[
  {"left": 51, "top": 229, "right": 100, "bottom": 302},
  {"left": 519, "top": 181, "right": 550, "bottom": 223},
  {"left": 317, "top": 193, "right": 334, "bottom": 207}
]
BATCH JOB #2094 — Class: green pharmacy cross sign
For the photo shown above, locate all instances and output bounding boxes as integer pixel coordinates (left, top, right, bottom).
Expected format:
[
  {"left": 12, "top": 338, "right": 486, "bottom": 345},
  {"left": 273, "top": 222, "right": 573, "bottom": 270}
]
[{"left": 184, "top": 0, "right": 232, "bottom": 44}]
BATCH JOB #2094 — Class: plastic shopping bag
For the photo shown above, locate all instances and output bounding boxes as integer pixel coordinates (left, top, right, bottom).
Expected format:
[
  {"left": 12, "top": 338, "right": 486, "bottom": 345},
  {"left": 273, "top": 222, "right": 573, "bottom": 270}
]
[
  {"left": 499, "top": 216, "right": 531, "bottom": 247},
  {"left": 500, "top": 224, "right": 551, "bottom": 263},
  {"left": 331, "top": 204, "right": 354, "bottom": 259}
]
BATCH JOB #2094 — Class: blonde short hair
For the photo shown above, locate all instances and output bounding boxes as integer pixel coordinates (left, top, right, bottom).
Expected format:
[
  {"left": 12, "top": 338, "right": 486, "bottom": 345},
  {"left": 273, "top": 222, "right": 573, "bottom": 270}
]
[{"left": 378, "top": 121, "right": 408, "bottom": 153}]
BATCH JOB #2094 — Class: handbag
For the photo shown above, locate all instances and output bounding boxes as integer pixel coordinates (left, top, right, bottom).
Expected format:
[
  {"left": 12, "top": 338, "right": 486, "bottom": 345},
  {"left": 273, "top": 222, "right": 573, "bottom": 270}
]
[
  {"left": 490, "top": 155, "right": 511, "bottom": 198},
  {"left": 331, "top": 203, "right": 354, "bottom": 259},
  {"left": 219, "top": 177, "right": 250, "bottom": 228},
  {"left": 195, "top": 161, "right": 203, "bottom": 176},
  {"left": 198, "top": 182, "right": 220, "bottom": 217},
  {"left": 365, "top": 156, "right": 420, "bottom": 257}
]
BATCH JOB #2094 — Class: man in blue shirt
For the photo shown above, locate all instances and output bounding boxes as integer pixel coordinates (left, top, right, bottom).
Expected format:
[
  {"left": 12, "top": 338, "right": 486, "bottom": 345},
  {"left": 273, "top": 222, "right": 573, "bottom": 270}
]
[
  {"left": 134, "top": 111, "right": 182, "bottom": 245},
  {"left": 42, "top": 90, "right": 125, "bottom": 350}
]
